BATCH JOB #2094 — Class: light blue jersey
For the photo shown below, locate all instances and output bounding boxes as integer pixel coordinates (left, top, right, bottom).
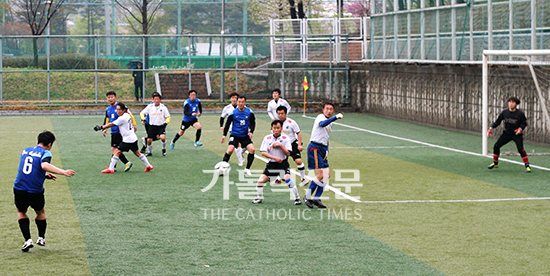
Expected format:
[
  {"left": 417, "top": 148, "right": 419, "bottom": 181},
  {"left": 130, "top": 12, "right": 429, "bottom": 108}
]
[{"left": 14, "top": 146, "right": 52, "bottom": 193}]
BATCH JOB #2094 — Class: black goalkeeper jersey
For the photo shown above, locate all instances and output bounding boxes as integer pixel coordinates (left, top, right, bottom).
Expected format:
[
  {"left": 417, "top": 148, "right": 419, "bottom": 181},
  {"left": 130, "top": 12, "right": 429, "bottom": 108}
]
[{"left": 491, "top": 108, "right": 528, "bottom": 135}]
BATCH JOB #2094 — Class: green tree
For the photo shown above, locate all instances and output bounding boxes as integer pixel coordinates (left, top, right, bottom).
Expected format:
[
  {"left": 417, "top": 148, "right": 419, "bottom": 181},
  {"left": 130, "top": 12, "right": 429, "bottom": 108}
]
[{"left": 14, "top": 0, "right": 66, "bottom": 67}]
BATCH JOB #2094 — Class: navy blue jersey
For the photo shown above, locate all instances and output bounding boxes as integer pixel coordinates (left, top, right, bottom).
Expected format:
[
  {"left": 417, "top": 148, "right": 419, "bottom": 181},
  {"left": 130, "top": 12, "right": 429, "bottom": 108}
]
[
  {"left": 183, "top": 98, "right": 202, "bottom": 122},
  {"left": 105, "top": 103, "right": 121, "bottom": 133},
  {"left": 14, "top": 146, "right": 52, "bottom": 193},
  {"left": 224, "top": 107, "right": 256, "bottom": 137}
]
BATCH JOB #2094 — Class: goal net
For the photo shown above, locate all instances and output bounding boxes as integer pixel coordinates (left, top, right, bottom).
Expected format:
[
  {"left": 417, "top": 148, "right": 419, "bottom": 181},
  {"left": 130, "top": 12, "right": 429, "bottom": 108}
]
[{"left": 482, "top": 50, "right": 550, "bottom": 156}]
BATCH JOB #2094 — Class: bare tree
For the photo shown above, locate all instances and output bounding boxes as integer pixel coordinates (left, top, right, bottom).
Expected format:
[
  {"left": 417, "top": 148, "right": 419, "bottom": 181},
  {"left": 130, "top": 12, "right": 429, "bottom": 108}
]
[
  {"left": 16, "top": 0, "right": 65, "bottom": 67},
  {"left": 114, "top": 0, "right": 163, "bottom": 69}
]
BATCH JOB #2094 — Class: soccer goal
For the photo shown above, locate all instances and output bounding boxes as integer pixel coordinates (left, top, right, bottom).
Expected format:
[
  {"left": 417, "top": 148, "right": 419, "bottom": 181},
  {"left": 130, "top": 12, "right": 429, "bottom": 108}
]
[{"left": 482, "top": 50, "right": 550, "bottom": 155}]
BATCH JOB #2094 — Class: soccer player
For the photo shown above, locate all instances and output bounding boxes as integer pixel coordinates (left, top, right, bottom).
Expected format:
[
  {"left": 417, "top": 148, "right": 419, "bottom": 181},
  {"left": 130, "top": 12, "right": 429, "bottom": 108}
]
[
  {"left": 221, "top": 95, "right": 256, "bottom": 176},
  {"left": 303, "top": 103, "right": 343, "bottom": 209},
  {"left": 14, "top": 131, "right": 76, "bottom": 252},
  {"left": 171, "top": 89, "right": 203, "bottom": 148},
  {"left": 140, "top": 92, "right": 171, "bottom": 156},
  {"left": 252, "top": 120, "right": 302, "bottom": 205},
  {"left": 220, "top": 92, "right": 246, "bottom": 166},
  {"left": 94, "top": 102, "right": 154, "bottom": 173},
  {"left": 276, "top": 105, "right": 308, "bottom": 185},
  {"left": 267, "top": 88, "right": 291, "bottom": 120},
  {"left": 487, "top": 96, "right": 531, "bottom": 172},
  {"left": 102, "top": 91, "right": 136, "bottom": 172}
]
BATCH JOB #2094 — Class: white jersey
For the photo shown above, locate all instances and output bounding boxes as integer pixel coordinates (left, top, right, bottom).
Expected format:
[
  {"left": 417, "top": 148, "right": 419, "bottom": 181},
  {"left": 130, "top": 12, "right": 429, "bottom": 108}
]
[
  {"left": 281, "top": 117, "right": 300, "bottom": 143},
  {"left": 221, "top": 104, "right": 237, "bottom": 131},
  {"left": 260, "top": 133, "right": 292, "bottom": 162},
  {"left": 141, "top": 103, "right": 170, "bottom": 126},
  {"left": 267, "top": 98, "right": 291, "bottom": 120},
  {"left": 310, "top": 113, "right": 333, "bottom": 146},
  {"left": 112, "top": 112, "right": 138, "bottom": 143}
]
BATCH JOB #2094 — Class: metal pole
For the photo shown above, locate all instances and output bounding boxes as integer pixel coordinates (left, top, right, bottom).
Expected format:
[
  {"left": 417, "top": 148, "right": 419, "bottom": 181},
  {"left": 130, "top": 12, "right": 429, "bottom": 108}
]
[
  {"left": 329, "top": 36, "right": 333, "bottom": 101},
  {"left": 235, "top": 43, "right": 238, "bottom": 93},
  {"left": 95, "top": 37, "right": 98, "bottom": 104},
  {"left": 142, "top": 35, "right": 146, "bottom": 103},
  {"left": 488, "top": 0, "right": 493, "bottom": 51},
  {"left": 0, "top": 35, "right": 3, "bottom": 104},
  {"left": 220, "top": 0, "right": 225, "bottom": 102},
  {"left": 531, "top": 0, "right": 536, "bottom": 50},
  {"left": 451, "top": 0, "right": 456, "bottom": 61},
  {"left": 281, "top": 37, "right": 285, "bottom": 97},
  {"left": 189, "top": 37, "right": 192, "bottom": 91},
  {"left": 482, "top": 53, "right": 488, "bottom": 155},
  {"left": 47, "top": 23, "right": 51, "bottom": 105}
]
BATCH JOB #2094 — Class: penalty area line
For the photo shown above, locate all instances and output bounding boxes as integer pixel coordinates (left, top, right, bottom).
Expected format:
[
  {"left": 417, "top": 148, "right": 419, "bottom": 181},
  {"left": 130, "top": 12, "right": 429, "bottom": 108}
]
[
  {"left": 302, "top": 115, "right": 550, "bottom": 172},
  {"left": 360, "top": 197, "right": 550, "bottom": 204},
  {"left": 253, "top": 154, "right": 362, "bottom": 203}
]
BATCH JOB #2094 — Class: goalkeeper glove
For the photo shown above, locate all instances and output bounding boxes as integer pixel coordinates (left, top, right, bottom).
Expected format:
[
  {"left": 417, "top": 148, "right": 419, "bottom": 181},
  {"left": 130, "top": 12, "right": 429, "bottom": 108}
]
[
  {"left": 94, "top": 125, "right": 103, "bottom": 131},
  {"left": 487, "top": 128, "right": 492, "bottom": 137},
  {"left": 515, "top": 128, "right": 523, "bottom": 135},
  {"left": 335, "top": 113, "right": 343, "bottom": 119}
]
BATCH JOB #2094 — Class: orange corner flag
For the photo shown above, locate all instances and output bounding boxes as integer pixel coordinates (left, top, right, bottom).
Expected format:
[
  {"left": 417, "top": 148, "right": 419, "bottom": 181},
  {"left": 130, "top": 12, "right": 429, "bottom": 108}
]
[{"left": 302, "top": 76, "right": 309, "bottom": 91}]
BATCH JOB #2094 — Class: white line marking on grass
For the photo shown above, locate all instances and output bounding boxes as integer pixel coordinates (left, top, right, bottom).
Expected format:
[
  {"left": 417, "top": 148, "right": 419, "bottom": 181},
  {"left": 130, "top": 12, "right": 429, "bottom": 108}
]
[
  {"left": 331, "top": 146, "right": 427, "bottom": 149},
  {"left": 360, "top": 197, "right": 550, "bottom": 204},
  {"left": 303, "top": 115, "right": 550, "bottom": 172},
  {"left": 254, "top": 154, "right": 362, "bottom": 203}
]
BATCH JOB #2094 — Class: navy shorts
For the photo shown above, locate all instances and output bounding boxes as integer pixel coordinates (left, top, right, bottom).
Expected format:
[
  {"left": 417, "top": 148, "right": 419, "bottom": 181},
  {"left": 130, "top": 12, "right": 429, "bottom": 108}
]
[
  {"left": 14, "top": 188, "right": 45, "bottom": 213},
  {"left": 307, "top": 142, "right": 329, "bottom": 169}
]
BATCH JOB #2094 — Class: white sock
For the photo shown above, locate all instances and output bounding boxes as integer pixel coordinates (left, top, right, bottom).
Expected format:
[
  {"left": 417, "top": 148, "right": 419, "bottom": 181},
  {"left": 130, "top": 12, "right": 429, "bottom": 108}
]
[
  {"left": 256, "top": 185, "right": 264, "bottom": 198},
  {"left": 139, "top": 154, "right": 151, "bottom": 167},
  {"left": 297, "top": 164, "right": 305, "bottom": 179},
  {"left": 286, "top": 178, "right": 299, "bottom": 197},
  {"left": 109, "top": 156, "right": 119, "bottom": 170},
  {"left": 147, "top": 145, "right": 152, "bottom": 154},
  {"left": 162, "top": 141, "right": 166, "bottom": 149},
  {"left": 236, "top": 147, "right": 244, "bottom": 163}
]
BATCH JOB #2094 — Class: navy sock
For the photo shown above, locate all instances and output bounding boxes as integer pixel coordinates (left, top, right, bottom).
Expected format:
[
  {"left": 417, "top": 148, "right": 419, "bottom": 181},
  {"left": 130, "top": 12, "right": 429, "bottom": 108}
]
[
  {"left": 172, "top": 133, "right": 181, "bottom": 143},
  {"left": 18, "top": 218, "right": 31, "bottom": 240},
  {"left": 223, "top": 153, "right": 231, "bottom": 162},
  {"left": 314, "top": 184, "right": 325, "bottom": 199},
  {"left": 35, "top": 219, "right": 47, "bottom": 238},
  {"left": 246, "top": 153, "right": 255, "bottom": 169},
  {"left": 195, "top": 129, "right": 202, "bottom": 142}
]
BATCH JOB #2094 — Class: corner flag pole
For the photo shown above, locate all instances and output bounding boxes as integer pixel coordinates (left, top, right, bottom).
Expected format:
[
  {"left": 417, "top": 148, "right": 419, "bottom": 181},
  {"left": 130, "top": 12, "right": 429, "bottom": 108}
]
[{"left": 302, "top": 76, "right": 309, "bottom": 116}]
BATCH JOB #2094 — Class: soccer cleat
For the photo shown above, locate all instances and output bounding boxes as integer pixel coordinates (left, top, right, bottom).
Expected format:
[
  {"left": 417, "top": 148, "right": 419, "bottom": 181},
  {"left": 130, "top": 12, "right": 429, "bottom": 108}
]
[
  {"left": 36, "top": 237, "right": 46, "bottom": 246},
  {"left": 140, "top": 146, "right": 147, "bottom": 154},
  {"left": 311, "top": 199, "right": 327, "bottom": 209},
  {"left": 101, "top": 168, "right": 115, "bottom": 174},
  {"left": 525, "top": 166, "right": 532, "bottom": 173},
  {"left": 237, "top": 161, "right": 244, "bottom": 167},
  {"left": 304, "top": 196, "right": 313, "bottom": 208},
  {"left": 21, "top": 239, "right": 34, "bottom": 252},
  {"left": 252, "top": 197, "right": 263, "bottom": 204},
  {"left": 487, "top": 162, "right": 499, "bottom": 169},
  {"left": 170, "top": 141, "right": 175, "bottom": 150},
  {"left": 162, "top": 149, "right": 166, "bottom": 156},
  {"left": 146, "top": 152, "right": 153, "bottom": 157},
  {"left": 194, "top": 141, "right": 203, "bottom": 147},
  {"left": 294, "top": 197, "right": 302, "bottom": 205},
  {"left": 124, "top": 162, "right": 133, "bottom": 172},
  {"left": 145, "top": 166, "right": 154, "bottom": 172},
  {"left": 299, "top": 178, "right": 309, "bottom": 187},
  {"left": 244, "top": 168, "right": 252, "bottom": 177}
]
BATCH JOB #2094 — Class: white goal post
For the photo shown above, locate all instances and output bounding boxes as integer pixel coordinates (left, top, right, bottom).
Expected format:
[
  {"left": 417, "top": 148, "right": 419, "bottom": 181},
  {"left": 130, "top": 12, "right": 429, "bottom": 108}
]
[{"left": 482, "top": 49, "right": 550, "bottom": 156}]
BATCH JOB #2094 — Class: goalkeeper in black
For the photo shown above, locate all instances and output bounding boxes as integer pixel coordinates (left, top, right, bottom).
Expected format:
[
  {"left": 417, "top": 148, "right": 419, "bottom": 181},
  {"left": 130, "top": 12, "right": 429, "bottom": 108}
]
[{"left": 487, "top": 96, "right": 531, "bottom": 172}]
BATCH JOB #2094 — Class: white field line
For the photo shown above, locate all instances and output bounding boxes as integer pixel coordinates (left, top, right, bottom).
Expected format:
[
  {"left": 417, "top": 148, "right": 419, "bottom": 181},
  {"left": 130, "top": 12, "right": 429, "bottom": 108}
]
[
  {"left": 302, "top": 115, "right": 550, "bottom": 172},
  {"left": 331, "top": 146, "right": 427, "bottom": 149},
  {"left": 361, "top": 197, "right": 550, "bottom": 204}
]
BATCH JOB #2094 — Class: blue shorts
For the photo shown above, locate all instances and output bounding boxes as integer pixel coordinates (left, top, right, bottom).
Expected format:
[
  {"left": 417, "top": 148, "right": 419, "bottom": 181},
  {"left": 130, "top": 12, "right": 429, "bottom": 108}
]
[{"left": 307, "top": 142, "right": 329, "bottom": 170}]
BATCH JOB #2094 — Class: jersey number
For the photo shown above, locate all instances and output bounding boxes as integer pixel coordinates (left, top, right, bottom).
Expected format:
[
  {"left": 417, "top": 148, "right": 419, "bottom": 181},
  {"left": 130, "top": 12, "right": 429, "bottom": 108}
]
[{"left": 23, "top": 156, "right": 33, "bottom": 174}]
